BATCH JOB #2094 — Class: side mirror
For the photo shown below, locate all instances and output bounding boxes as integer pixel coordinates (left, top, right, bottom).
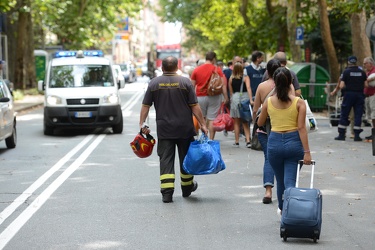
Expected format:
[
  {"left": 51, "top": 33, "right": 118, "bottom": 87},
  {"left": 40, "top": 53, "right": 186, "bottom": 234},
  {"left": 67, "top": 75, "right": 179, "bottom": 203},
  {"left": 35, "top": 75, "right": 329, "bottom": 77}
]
[
  {"left": 119, "top": 79, "right": 125, "bottom": 89},
  {"left": 0, "top": 97, "right": 10, "bottom": 103},
  {"left": 38, "top": 80, "right": 45, "bottom": 91}
]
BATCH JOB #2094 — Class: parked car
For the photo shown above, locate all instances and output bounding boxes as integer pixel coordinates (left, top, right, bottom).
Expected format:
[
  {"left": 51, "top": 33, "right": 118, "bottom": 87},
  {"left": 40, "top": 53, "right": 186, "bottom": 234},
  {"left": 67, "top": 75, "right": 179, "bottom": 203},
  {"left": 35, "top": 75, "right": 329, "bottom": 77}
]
[
  {"left": 119, "top": 63, "right": 137, "bottom": 83},
  {"left": 0, "top": 78, "right": 16, "bottom": 148},
  {"left": 113, "top": 64, "right": 125, "bottom": 87}
]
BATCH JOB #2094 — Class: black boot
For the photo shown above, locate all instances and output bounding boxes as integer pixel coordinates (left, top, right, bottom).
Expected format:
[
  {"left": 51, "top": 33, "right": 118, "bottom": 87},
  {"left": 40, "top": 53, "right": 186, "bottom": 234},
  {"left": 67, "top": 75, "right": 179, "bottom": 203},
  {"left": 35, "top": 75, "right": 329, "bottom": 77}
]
[
  {"left": 354, "top": 129, "right": 363, "bottom": 142},
  {"left": 335, "top": 128, "right": 346, "bottom": 141}
]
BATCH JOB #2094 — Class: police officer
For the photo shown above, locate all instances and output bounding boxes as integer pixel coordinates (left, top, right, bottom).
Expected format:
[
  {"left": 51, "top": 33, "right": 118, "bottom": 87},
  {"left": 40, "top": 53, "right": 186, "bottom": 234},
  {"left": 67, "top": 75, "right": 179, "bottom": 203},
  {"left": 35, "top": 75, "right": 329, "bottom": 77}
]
[{"left": 335, "top": 56, "right": 368, "bottom": 141}]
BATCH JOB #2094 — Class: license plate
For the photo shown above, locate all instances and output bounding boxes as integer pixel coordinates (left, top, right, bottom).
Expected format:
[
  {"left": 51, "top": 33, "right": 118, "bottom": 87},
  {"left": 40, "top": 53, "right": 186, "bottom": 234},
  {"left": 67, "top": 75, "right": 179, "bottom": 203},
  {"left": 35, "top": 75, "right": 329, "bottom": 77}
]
[{"left": 74, "top": 112, "right": 92, "bottom": 118}]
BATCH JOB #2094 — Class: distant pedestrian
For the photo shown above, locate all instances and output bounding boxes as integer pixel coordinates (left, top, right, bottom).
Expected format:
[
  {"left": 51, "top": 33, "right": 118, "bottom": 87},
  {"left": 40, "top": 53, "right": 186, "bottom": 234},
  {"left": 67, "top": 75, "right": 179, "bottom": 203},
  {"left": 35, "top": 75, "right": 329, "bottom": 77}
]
[
  {"left": 191, "top": 51, "right": 229, "bottom": 140},
  {"left": 334, "top": 56, "right": 367, "bottom": 141},
  {"left": 139, "top": 56, "right": 208, "bottom": 203},
  {"left": 228, "top": 61, "right": 253, "bottom": 147},
  {"left": 263, "top": 52, "right": 301, "bottom": 97},
  {"left": 257, "top": 67, "right": 311, "bottom": 213},
  {"left": 363, "top": 57, "right": 375, "bottom": 140},
  {"left": 245, "top": 51, "right": 265, "bottom": 98}
]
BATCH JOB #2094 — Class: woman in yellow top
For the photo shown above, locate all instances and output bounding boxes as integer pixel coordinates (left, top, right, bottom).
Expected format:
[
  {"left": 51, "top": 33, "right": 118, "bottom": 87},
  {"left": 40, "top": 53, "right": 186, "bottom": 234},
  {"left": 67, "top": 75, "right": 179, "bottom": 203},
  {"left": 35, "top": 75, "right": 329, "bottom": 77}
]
[{"left": 257, "top": 67, "right": 312, "bottom": 213}]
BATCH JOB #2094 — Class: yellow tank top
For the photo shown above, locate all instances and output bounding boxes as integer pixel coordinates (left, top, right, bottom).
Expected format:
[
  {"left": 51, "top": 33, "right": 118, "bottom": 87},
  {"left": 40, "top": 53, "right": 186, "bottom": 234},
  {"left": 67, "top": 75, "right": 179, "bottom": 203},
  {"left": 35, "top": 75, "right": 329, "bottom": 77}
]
[{"left": 268, "top": 97, "right": 299, "bottom": 132}]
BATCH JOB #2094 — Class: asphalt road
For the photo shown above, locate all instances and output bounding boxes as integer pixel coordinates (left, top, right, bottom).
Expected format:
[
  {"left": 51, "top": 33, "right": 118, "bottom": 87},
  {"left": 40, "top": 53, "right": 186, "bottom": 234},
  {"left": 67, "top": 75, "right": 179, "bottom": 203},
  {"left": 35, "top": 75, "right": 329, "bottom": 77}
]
[{"left": 0, "top": 78, "right": 374, "bottom": 249}]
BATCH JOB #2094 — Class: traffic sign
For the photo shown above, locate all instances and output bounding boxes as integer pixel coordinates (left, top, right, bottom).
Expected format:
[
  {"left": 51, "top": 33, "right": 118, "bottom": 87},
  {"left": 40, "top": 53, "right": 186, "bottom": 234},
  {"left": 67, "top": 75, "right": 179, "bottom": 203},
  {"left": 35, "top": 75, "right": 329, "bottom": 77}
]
[{"left": 296, "top": 26, "right": 304, "bottom": 45}]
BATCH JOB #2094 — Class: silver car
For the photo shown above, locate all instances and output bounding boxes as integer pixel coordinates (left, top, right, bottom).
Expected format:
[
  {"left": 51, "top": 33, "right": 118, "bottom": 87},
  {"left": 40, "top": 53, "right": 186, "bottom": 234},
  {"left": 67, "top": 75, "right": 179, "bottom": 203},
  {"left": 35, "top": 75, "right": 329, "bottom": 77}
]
[{"left": 0, "top": 78, "right": 16, "bottom": 148}]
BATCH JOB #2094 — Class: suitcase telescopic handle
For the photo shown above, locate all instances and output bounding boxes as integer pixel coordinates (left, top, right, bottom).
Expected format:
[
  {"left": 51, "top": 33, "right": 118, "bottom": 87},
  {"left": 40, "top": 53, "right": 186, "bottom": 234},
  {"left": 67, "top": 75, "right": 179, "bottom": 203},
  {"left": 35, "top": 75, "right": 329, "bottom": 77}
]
[{"left": 296, "top": 160, "right": 316, "bottom": 188}]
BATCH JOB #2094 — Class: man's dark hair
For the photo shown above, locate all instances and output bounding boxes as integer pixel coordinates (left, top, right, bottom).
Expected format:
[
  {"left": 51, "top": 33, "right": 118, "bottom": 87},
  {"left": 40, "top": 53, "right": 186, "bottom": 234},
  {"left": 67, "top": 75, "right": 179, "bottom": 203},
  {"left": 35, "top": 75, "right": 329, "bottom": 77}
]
[
  {"left": 162, "top": 56, "right": 178, "bottom": 72},
  {"left": 205, "top": 51, "right": 217, "bottom": 61},
  {"left": 251, "top": 51, "right": 264, "bottom": 63},
  {"left": 267, "top": 59, "right": 281, "bottom": 78},
  {"left": 227, "top": 61, "right": 233, "bottom": 67}
]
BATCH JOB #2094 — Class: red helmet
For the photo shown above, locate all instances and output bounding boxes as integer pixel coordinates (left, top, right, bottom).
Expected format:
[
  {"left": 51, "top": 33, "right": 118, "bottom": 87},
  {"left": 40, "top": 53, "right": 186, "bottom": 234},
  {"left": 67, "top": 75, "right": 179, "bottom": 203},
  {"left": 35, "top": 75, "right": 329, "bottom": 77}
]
[{"left": 130, "top": 130, "right": 156, "bottom": 158}]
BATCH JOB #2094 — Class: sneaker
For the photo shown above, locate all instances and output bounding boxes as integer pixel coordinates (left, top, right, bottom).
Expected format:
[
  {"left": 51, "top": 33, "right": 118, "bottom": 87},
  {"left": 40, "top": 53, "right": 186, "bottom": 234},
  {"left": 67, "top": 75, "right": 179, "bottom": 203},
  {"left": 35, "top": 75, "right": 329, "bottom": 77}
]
[
  {"left": 246, "top": 142, "right": 251, "bottom": 148},
  {"left": 182, "top": 181, "right": 198, "bottom": 198},
  {"left": 162, "top": 193, "right": 173, "bottom": 203},
  {"left": 334, "top": 136, "right": 345, "bottom": 141},
  {"left": 354, "top": 136, "right": 362, "bottom": 142},
  {"left": 233, "top": 142, "right": 239, "bottom": 148},
  {"left": 277, "top": 208, "right": 282, "bottom": 221},
  {"left": 365, "top": 135, "right": 372, "bottom": 140}
]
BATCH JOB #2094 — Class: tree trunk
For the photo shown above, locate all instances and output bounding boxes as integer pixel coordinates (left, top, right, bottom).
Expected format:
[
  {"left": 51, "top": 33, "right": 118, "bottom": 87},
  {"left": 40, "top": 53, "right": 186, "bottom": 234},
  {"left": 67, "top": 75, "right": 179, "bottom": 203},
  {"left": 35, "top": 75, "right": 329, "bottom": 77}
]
[
  {"left": 14, "top": 7, "right": 27, "bottom": 89},
  {"left": 266, "top": 0, "right": 288, "bottom": 52},
  {"left": 286, "top": 0, "right": 301, "bottom": 62},
  {"left": 351, "top": 10, "right": 371, "bottom": 66},
  {"left": 25, "top": 5, "right": 35, "bottom": 88},
  {"left": 14, "top": 0, "right": 34, "bottom": 90},
  {"left": 6, "top": 13, "right": 17, "bottom": 83},
  {"left": 317, "top": 0, "right": 339, "bottom": 83}
]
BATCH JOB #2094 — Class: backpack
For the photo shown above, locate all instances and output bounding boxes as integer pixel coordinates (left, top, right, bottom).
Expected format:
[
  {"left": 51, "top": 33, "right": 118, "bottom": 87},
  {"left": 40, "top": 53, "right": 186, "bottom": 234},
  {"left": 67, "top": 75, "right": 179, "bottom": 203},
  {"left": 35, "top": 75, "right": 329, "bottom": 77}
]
[{"left": 206, "top": 67, "right": 223, "bottom": 96}]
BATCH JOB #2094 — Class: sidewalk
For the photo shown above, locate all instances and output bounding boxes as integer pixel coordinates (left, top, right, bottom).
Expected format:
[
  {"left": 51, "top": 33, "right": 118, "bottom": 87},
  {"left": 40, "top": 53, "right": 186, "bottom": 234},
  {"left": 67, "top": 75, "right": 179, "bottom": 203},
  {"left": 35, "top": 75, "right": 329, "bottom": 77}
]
[{"left": 14, "top": 95, "right": 44, "bottom": 112}]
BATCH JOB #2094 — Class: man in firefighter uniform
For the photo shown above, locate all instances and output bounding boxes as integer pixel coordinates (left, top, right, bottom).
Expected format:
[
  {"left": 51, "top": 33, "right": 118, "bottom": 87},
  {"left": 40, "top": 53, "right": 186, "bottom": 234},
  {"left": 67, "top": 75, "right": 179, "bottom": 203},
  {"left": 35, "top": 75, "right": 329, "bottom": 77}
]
[
  {"left": 335, "top": 56, "right": 368, "bottom": 141},
  {"left": 139, "top": 56, "right": 208, "bottom": 203}
]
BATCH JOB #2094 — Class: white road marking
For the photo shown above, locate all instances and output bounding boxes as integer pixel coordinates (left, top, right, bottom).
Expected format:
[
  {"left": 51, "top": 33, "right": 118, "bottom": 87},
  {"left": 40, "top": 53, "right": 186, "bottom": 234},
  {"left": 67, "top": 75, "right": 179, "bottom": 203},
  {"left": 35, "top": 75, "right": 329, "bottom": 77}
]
[
  {"left": 0, "top": 134, "right": 106, "bottom": 249},
  {"left": 0, "top": 135, "right": 94, "bottom": 226},
  {"left": 0, "top": 87, "right": 142, "bottom": 248}
]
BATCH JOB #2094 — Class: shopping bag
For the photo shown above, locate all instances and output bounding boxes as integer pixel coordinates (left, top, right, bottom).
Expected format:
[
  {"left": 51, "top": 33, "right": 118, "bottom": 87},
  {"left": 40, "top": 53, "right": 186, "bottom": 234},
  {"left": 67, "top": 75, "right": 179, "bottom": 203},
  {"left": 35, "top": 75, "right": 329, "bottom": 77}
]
[
  {"left": 303, "top": 98, "right": 318, "bottom": 133},
  {"left": 213, "top": 103, "right": 234, "bottom": 132},
  {"left": 238, "top": 99, "right": 252, "bottom": 122},
  {"left": 183, "top": 134, "right": 226, "bottom": 175}
]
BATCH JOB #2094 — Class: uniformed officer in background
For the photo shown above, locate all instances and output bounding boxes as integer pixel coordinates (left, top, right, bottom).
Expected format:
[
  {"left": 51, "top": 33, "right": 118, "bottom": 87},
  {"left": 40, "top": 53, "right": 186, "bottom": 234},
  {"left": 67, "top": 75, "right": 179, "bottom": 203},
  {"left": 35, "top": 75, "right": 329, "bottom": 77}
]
[{"left": 335, "top": 56, "right": 368, "bottom": 141}]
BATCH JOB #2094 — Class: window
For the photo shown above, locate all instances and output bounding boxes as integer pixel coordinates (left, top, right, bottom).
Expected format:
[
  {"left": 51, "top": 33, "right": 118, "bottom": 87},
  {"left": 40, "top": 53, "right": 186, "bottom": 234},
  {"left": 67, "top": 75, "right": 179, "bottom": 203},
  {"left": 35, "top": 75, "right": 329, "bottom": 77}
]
[{"left": 49, "top": 65, "right": 114, "bottom": 88}]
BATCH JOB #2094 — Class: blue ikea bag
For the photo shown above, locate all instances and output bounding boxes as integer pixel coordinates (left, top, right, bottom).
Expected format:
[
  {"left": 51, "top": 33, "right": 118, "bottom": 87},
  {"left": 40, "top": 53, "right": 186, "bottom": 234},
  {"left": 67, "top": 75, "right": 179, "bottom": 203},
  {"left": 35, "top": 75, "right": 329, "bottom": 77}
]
[{"left": 183, "top": 134, "right": 226, "bottom": 175}]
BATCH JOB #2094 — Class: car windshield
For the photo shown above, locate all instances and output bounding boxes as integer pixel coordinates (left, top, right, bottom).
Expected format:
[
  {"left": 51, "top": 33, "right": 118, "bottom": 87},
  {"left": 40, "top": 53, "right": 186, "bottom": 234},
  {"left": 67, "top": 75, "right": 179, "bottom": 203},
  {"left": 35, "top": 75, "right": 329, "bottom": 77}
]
[
  {"left": 119, "top": 64, "right": 128, "bottom": 71},
  {"left": 49, "top": 65, "right": 114, "bottom": 88}
]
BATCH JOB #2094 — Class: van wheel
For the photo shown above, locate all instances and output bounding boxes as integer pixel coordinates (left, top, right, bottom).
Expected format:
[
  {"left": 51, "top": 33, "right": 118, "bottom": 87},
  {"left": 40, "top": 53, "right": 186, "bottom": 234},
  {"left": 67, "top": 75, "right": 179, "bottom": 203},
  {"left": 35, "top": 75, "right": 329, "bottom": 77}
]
[
  {"left": 5, "top": 122, "right": 17, "bottom": 148},
  {"left": 44, "top": 124, "right": 54, "bottom": 136},
  {"left": 112, "top": 116, "right": 123, "bottom": 134}
]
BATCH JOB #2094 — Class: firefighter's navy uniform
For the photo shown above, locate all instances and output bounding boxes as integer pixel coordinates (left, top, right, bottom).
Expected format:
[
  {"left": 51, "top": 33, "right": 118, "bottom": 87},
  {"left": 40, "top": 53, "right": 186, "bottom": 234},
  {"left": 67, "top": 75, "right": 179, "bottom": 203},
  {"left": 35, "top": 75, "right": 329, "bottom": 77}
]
[
  {"left": 335, "top": 56, "right": 367, "bottom": 141},
  {"left": 142, "top": 71, "right": 198, "bottom": 202}
]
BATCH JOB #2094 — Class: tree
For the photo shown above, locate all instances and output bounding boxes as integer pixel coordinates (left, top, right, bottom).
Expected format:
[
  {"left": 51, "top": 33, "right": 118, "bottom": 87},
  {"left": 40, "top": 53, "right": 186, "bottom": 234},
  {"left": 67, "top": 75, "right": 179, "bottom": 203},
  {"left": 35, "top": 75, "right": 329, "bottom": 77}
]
[
  {"left": 350, "top": 10, "right": 371, "bottom": 64},
  {"left": 317, "top": 0, "right": 339, "bottom": 83},
  {"left": 3, "top": 0, "right": 142, "bottom": 89}
]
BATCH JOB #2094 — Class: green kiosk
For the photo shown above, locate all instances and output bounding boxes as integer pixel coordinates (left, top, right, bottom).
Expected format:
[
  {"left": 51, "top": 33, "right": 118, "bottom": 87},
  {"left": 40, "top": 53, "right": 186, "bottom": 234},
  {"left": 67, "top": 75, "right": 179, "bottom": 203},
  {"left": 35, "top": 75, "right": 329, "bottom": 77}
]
[{"left": 289, "top": 63, "right": 330, "bottom": 111}]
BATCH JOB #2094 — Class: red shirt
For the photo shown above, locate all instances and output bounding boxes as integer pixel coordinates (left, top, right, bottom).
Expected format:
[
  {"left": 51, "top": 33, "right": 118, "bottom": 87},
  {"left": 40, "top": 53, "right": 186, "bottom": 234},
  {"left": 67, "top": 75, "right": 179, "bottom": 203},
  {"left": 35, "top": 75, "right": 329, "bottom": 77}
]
[
  {"left": 364, "top": 66, "right": 375, "bottom": 96},
  {"left": 191, "top": 63, "right": 224, "bottom": 96}
]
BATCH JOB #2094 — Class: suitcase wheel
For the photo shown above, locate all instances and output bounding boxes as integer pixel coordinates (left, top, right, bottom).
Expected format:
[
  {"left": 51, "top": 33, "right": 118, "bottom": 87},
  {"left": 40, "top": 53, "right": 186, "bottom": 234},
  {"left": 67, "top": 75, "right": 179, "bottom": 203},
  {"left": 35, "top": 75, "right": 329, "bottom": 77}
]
[
  {"left": 313, "top": 230, "right": 320, "bottom": 243},
  {"left": 280, "top": 228, "right": 287, "bottom": 241}
]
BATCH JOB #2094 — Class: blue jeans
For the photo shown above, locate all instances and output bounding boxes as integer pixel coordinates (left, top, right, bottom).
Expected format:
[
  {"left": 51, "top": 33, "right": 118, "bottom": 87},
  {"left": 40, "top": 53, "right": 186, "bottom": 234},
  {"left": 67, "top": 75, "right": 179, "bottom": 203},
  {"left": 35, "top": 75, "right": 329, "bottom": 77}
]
[
  {"left": 267, "top": 131, "right": 304, "bottom": 210},
  {"left": 257, "top": 132, "right": 274, "bottom": 187}
]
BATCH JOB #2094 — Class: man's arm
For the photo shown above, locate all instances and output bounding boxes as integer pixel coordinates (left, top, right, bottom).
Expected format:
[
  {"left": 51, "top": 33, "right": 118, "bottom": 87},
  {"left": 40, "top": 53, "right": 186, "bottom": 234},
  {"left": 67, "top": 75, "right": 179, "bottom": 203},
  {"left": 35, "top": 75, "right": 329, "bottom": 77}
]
[
  {"left": 140, "top": 105, "right": 150, "bottom": 134},
  {"left": 191, "top": 104, "right": 208, "bottom": 135}
]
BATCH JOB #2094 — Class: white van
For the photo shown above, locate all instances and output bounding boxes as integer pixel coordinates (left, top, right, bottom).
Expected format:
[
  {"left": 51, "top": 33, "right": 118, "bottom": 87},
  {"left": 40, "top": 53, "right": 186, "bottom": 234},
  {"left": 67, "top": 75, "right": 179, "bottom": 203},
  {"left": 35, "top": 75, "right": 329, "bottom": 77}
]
[{"left": 38, "top": 50, "right": 125, "bottom": 135}]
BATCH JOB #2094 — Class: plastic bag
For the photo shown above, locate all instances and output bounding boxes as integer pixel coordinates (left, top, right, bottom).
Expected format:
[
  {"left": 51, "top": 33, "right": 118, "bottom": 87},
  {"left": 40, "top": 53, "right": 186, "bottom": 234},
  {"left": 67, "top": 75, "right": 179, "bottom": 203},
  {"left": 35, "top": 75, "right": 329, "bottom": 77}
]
[
  {"left": 183, "top": 134, "right": 226, "bottom": 175},
  {"left": 213, "top": 103, "right": 234, "bottom": 132},
  {"left": 304, "top": 99, "right": 318, "bottom": 133}
]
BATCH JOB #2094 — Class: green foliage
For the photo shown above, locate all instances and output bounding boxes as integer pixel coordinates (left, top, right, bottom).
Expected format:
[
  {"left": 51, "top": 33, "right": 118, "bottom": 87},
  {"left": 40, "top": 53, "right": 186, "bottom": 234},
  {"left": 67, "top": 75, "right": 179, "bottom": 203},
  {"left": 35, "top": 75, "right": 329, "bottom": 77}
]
[
  {"left": 32, "top": 0, "right": 142, "bottom": 50},
  {"left": 0, "top": 0, "right": 16, "bottom": 12}
]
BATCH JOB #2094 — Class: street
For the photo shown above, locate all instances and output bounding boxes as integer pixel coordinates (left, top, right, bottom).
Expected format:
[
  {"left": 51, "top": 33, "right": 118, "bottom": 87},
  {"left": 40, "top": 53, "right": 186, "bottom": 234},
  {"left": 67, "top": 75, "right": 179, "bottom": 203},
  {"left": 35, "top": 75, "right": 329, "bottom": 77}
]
[{"left": 0, "top": 77, "right": 374, "bottom": 250}]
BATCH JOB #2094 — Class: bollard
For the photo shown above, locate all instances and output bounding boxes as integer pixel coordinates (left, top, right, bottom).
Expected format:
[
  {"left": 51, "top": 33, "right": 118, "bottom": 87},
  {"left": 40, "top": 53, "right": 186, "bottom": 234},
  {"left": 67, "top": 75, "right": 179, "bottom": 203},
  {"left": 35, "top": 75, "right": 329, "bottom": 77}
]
[{"left": 372, "top": 128, "right": 375, "bottom": 156}]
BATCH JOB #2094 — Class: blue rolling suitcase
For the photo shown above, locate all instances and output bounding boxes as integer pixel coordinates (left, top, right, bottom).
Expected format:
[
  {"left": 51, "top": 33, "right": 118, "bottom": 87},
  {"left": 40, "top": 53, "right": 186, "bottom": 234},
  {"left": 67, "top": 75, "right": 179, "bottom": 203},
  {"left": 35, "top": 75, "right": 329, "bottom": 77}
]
[{"left": 280, "top": 160, "right": 322, "bottom": 242}]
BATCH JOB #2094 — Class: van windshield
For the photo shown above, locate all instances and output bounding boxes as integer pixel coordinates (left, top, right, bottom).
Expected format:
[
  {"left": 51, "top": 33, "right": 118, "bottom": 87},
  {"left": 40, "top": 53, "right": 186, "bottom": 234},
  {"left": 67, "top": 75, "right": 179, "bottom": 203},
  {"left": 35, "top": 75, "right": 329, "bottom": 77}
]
[{"left": 49, "top": 65, "right": 114, "bottom": 88}]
